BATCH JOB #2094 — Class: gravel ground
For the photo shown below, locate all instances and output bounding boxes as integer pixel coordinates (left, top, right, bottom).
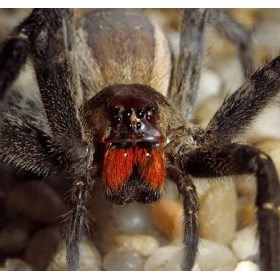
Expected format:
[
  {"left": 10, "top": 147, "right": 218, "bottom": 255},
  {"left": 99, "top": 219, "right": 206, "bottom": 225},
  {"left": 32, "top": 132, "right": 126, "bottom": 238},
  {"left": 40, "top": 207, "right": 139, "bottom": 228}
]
[{"left": 0, "top": 8, "right": 280, "bottom": 271}]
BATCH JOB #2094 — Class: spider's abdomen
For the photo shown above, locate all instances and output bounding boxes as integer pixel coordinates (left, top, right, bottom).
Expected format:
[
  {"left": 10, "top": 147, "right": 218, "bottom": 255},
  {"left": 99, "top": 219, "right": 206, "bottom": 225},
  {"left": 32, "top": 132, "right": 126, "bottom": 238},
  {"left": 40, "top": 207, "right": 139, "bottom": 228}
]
[{"left": 75, "top": 9, "right": 171, "bottom": 99}]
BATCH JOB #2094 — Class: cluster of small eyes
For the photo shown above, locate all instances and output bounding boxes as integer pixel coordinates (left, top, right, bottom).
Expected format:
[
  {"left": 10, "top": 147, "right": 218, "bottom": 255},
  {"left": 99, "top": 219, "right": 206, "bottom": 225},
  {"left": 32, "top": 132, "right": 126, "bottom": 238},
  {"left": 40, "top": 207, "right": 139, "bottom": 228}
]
[{"left": 111, "top": 107, "right": 156, "bottom": 123}]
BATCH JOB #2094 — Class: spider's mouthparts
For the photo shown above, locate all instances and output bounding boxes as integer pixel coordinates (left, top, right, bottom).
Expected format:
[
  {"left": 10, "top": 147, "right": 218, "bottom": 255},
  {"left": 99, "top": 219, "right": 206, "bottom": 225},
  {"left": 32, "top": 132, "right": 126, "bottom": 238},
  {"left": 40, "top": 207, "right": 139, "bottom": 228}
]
[{"left": 102, "top": 145, "right": 165, "bottom": 192}]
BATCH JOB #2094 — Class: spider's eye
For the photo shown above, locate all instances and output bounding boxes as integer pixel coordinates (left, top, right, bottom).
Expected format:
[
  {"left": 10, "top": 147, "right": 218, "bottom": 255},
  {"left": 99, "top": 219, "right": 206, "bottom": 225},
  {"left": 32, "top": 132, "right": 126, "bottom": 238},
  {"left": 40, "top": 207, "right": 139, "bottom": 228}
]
[
  {"left": 111, "top": 107, "right": 122, "bottom": 122},
  {"left": 136, "top": 109, "right": 144, "bottom": 119},
  {"left": 145, "top": 106, "right": 156, "bottom": 121},
  {"left": 123, "top": 110, "right": 132, "bottom": 121}
]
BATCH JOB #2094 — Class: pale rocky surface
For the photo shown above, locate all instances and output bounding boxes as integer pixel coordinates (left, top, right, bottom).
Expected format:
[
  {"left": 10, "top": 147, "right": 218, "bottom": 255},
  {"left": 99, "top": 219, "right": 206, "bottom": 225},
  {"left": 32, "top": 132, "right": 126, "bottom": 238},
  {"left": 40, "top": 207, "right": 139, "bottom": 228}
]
[
  {"left": 143, "top": 245, "right": 183, "bottom": 271},
  {"left": 231, "top": 225, "right": 259, "bottom": 261},
  {"left": 196, "top": 239, "right": 239, "bottom": 271},
  {"left": 107, "top": 234, "right": 159, "bottom": 257},
  {"left": 199, "top": 179, "right": 237, "bottom": 246},
  {"left": 112, "top": 203, "right": 154, "bottom": 234},
  {"left": 235, "top": 261, "right": 259, "bottom": 271},
  {"left": 103, "top": 250, "right": 144, "bottom": 271},
  {"left": 150, "top": 198, "right": 183, "bottom": 241}
]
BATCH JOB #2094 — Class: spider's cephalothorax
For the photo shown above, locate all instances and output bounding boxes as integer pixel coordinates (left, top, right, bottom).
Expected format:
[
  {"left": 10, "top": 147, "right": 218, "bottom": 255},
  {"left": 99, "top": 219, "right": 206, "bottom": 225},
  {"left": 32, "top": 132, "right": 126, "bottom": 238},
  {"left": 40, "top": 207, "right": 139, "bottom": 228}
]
[
  {"left": 1, "top": 8, "right": 280, "bottom": 271},
  {"left": 82, "top": 84, "right": 172, "bottom": 204}
]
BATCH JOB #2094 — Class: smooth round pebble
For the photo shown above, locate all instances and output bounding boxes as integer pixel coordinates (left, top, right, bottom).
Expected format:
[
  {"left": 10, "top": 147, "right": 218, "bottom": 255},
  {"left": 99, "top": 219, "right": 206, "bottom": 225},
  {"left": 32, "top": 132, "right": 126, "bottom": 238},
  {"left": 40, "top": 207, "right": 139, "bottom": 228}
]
[
  {"left": 235, "top": 261, "right": 259, "bottom": 271},
  {"left": 25, "top": 226, "right": 61, "bottom": 270},
  {"left": 112, "top": 203, "right": 153, "bottom": 234},
  {"left": 199, "top": 180, "right": 237, "bottom": 245},
  {"left": 150, "top": 198, "right": 183, "bottom": 240},
  {"left": 197, "top": 238, "right": 238, "bottom": 271},
  {"left": 144, "top": 245, "right": 183, "bottom": 271},
  {"left": 255, "top": 139, "right": 280, "bottom": 176},
  {"left": 4, "top": 258, "right": 32, "bottom": 271},
  {"left": 48, "top": 238, "right": 102, "bottom": 271},
  {"left": 231, "top": 225, "right": 258, "bottom": 261},
  {"left": 103, "top": 250, "right": 144, "bottom": 271},
  {"left": 108, "top": 234, "right": 159, "bottom": 257},
  {"left": 253, "top": 21, "right": 280, "bottom": 52},
  {"left": 0, "top": 220, "right": 30, "bottom": 253},
  {"left": 5, "top": 180, "right": 67, "bottom": 224},
  {"left": 196, "top": 69, "right": 222, "bottom": 106}
]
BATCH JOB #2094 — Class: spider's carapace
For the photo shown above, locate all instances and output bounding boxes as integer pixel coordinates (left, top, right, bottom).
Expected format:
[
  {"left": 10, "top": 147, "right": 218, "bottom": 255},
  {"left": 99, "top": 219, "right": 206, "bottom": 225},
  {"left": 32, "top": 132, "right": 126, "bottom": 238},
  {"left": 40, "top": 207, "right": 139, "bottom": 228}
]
[{"left": 82, "top": 84, "right": 175, "bottom": 204}]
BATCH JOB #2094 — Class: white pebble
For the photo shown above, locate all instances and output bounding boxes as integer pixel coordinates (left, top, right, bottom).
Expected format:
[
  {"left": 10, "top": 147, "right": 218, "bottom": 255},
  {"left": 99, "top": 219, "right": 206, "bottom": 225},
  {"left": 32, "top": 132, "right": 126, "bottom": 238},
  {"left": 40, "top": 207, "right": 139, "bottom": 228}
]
[
  {"left": 197, "top": 238, "right": 238, "bottom": 271},
  {"left": 253, "top": 21, "right": 280, "bottom": 52},
  {"left": 144, "top": 245, "right": 183, "bottom": 271},
  {"left": 196, "top": 69, "right": 222, "bottom": 106},
  {"left": 231, "top": 225, "right": 258, "bottom": 261},
  {"left": 235, "top": 261, "right": 259, "bottom": 271},
  {"left": 109, "top": 234, "right": 159, "bottom": 257},
  {"left": 103, "top": 250, "right": 144, "bottom": 271},
  {"left": 199, "top": 180, "right": 237, "bottom": 245},
  {"left": 112, "top": 203, "right": 153, "bottom": 234},
  {"left": 4, "top": 258, "right": 32, "bottom": 271}
]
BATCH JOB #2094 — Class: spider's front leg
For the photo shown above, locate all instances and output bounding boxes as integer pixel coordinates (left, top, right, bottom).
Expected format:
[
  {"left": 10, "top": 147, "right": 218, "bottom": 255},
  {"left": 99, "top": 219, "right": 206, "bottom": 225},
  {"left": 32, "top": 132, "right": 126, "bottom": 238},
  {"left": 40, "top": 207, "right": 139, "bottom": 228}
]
[
  {"left": 24, "top": 9, "right": 91, "bottom": 270},
  {"left": 167, "top": 165, "right": 199, "bottom": 270},
  {"left": 176, "top": 143, "right": 280, "bottom": 270}
]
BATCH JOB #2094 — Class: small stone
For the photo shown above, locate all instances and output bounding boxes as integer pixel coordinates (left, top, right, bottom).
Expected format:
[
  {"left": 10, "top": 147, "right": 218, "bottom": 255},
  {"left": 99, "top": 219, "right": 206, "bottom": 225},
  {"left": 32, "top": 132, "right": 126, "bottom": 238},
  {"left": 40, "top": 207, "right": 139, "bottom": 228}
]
[
  {"left": 47, "top": 238, "right": 102, "bottom": 271},
  {"left": 163, "top": 180, "right": 180, "bottom": 201},
  {"left": 254, "top": 139, "right": 280, "bottom": 176},
  {"left": 144, "top": 245, "right": 183, "bottom": 271},
  {"left": 0, "top": 220, "right": 30, "bottom": 253},
  {"left": 253, "top": 21, "right": 280, "bottom": 53},
  {"left": 195, "top": 95, "right": 224, "bottom": 128},
  {"left": 4, "top": 258, "right": 32, "bottom": 271},
  {"left": 199, "top": 179, "right": 237, "bottom": 245},
  {"left": 235, "top": 261, "right": 259, "bottom": 271},
  {"left": 103, "top": 250, "right": 144, "bottom": 271},
  {"left": 112, "top": 203, "right": 153, "bottom": 234},
  {"left": 108, "top": 234, "right": 159, "bottom": 257},
  {"left": 213, "top": 57, "right": 243, "bottom": 93},
  {"left": 196, "top": 69, "right": 222, "bottom": 106},
  {"left": 231, "top": 225, "right": 258, "bottom": 261},
  {"left": 150, "top": 198, "right": 183, "bottom": 240},
  {"left": 25, "top": 227, "right": 61, "bottom": 270},
  {"left": 237, "top": 197, "right": 256, "bottom": 228},
  {"left": 197, "top": 238, "right": 238, "bottom": 271},
  {"left": 234, "top": 175, "right": 256, "bottom": 227},
  {"left": 5, "top": 180, "right": 67, "bottom": 224},
  {"left": 244, "top": 107, "right": 280, "bottom": 142}
]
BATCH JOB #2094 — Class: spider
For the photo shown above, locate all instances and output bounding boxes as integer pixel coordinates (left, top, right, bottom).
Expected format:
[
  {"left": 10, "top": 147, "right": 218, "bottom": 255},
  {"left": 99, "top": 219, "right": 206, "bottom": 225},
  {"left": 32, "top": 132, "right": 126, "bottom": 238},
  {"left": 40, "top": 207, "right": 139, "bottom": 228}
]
[{"left": 0, "top": 8, "right": 280, "bottom": 271}]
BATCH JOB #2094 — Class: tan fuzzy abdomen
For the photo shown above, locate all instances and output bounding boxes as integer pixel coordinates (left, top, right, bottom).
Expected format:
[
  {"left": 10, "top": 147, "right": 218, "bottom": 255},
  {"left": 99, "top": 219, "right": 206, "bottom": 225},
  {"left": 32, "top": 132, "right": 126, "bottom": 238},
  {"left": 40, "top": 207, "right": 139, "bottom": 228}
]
[{"left": 75, "top": 9, "right": 171, "bottom": 100}]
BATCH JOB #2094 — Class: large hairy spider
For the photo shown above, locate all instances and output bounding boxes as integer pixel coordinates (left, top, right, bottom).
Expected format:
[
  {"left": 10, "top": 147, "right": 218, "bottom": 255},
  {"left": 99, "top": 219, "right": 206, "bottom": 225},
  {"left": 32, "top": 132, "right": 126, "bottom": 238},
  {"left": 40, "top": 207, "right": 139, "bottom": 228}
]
[{"left": 0, "top": 8, "right": 280, "bottom": 271}]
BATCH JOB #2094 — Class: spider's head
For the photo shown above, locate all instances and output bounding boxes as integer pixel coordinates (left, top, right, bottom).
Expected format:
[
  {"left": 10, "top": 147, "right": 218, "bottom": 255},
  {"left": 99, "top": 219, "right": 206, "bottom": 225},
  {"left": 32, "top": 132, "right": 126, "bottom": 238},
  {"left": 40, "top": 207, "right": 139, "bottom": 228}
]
[{"left": 82, "top": 84, "right": 170, "bottom": 204}]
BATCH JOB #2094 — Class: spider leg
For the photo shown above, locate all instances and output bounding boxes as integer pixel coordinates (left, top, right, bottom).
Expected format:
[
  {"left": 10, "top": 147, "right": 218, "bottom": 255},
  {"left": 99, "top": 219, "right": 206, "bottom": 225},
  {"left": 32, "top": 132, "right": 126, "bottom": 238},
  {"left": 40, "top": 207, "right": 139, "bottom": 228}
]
[
  {"left": 206, "top": 55, "right": 280, "bottom": 143},
  {"left": 169, "top": 9, "right": 254, "bottom": 122},
  {"left": 0, "top": 12, "right": 34, "bottom": 98},
  {"left": 28, "top": 9, "right": 84, "bottom": 154},
  {"left": 0, "top": 9, "right": 93, "bottom": 270},
  {"left": 169, "top": 9, "right": 208, "bottom": 121},
  {"left": 177, "top": 143, "right": 280, "bottom": 270},
  {"left": 167, "top": 165, "right": 199, "bottom": 271},
  {"left": 25, "top": 9, "right": 94, "bottom": 270},
  {"left": 0, "top": 110, "right": 60, "bottom": 175},
  {"left": 64, "top": 146, "right": 95, "bottom": 271},
  {"left": 208, "top": 9, "right": 254, "bottom": 78}
]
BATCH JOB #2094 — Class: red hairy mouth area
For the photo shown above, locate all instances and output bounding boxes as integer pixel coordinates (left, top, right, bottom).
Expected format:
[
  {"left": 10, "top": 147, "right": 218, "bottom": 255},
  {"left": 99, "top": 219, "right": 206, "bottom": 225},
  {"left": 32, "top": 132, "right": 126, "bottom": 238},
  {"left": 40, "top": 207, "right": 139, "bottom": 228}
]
[{"left": 102, "top": 144, "right": 165, "bottom": 190}]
